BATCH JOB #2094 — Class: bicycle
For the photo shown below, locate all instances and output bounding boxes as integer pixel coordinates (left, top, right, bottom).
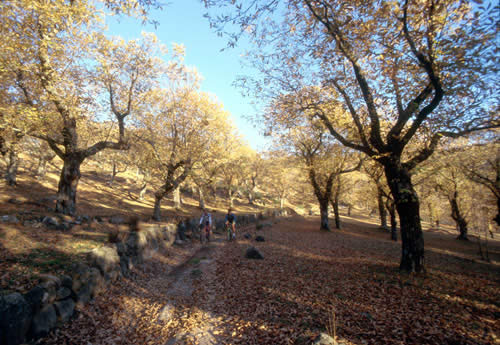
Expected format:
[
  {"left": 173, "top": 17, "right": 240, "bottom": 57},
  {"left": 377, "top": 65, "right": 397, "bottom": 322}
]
[
  {"left": 199, "top": 223, "right": 210, "bottom": 243},
  {"left": 225, "top": 222, "right": 236, "bottom": 241}
]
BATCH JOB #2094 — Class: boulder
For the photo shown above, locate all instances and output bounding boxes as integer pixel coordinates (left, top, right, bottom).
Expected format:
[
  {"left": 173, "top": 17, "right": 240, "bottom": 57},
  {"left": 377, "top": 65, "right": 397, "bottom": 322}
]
[
  {"left": 75, "top": 284, "right": 91, "bottom": 309},
  {"left": 109, "top": 215, "right": 126, "bottom": 224},
  {"left": 42, "top": 216, "right": 59, "bottom": 227},
  {"left": 119, "top": 255, "right": 131, "bottom": 278},
  {"left": 54, "top": 298, "right": 75, "bottom": 323},
  {"left": 244, "top": 233, "right": 252, "bottom": 239},
  {"left": 0, "top": 292, "right": 31, "bottom": 345},
  {"left": 245, "top": 247, "right": 264, "bottom": 260},
  {"left": 1, "top": 215, "right": 20, "bottom": 223},
  {"left": 7, "top": 198, "right": 23, "bottom": 205},
  {"left": 71, "top": 263, "right": 91, "bottom": 293},
  {"left": 30, "top": 304, "right": 57, "bottom": 339},
  {"left": 60, "top": 275, "right": 73, "bottom": 289},
  {"left": 88, "top": 267, "right": 106, "bottom": 297},
  {"left": 56, "top": 287, "right": 71, "bottom": 301},
  {"left": 24, "top": 285, "right": 44, "bottom": 314},
  {"left": 312, "top": 333, "right": 337, "bottom": 345},
  {"left": 126, "top": 231, "right": 147, "bottom": 265},
  {"left": 87, "top": 246, "right": 120, "bottom": 275},
  {"left": 40, "top": 277, "right": 59, "bottom": 305},
  {"left": 255, "top": 236, "right": 265, "bottom": 242}
]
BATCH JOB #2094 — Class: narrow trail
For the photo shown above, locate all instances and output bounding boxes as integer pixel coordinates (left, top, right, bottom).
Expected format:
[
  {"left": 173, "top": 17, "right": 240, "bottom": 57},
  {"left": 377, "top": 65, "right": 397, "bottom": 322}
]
[{"left": 44, "top": 216, "right": 500, "bottom": 345}]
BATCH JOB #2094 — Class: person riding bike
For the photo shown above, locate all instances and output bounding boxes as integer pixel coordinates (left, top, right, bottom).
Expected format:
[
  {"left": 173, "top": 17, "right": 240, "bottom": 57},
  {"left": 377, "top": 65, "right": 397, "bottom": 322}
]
[
  {"left": 199, "top": 209, "right": 212, "bottom": 242},
  {"left": 225, "top": 208, "right": 236, "bottom": 240}
]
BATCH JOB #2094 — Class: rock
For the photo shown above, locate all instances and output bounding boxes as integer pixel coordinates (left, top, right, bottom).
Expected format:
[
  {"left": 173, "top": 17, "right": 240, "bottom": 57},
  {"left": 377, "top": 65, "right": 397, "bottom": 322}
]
[
  {"left": 245, "top": 247, "right": 264, "bottom": 260},
  {"left": 174, "top": 239, "right": 185, "bottom": 245},
  {"left": 1, "top": 215, "right": 20, "bottom": 223},
  {"left": 126, "top": 231, "right": 147, "bottom": 264},
  {"left": 0, "top": 292, "right": 31, "bottom": 345},
  {"left": 60, "top": 275, "right": 73, "bottom": 289},
  {"left": 312, "top": 333, "right": 337, "bottom": 345},
  {"left": 119, "top": 255, "right": 130, "bottom": 278},
  {"left": 158, "top": 303, "right": 175, "bottom": 322},
  {"left": 24, "top": 285, "right": 44, "bottom": 314},
  {"left": 255, "top": 236, "right": 265, "bottom": 242},
  {"left": 55, "top": 222, "right": 72, "bottom": 231},
  {"left": 244, "top": 233, "right": 252, "bottom": 239},
  {"left": 39, "top": 274, "right": 61, "bottom": 288},
  {"left": 40, "top": 277, "right": 59, "bottom": 305},
  {"left": 42, "top": 216, "right": 59, "bottom": 227},
  {"left": 75, "top": 284, "right": 91, "bottom": 309},
  {"left": 7, "top": 198, "right": 23, "bottom": 205},
  {"left": 71, "top": 263, "right": 91, "bottom": 293},
  {"left": 88, "top": 268, "right": 106, "bottom": 297},
  {"left": 87, "top": 246, "right": 120, "bottom": 275},
  {"left": 54, "top": 298, "right": 75, "bottom": 323},
  {"left": 56, "top": 287, "right": 71, "bottom": 301},
  {"left": 109, "top": 215, "right": 126, "bottom": 224},
  {"left": 30, "top": 304, "right": 57, "bottom": 339}
]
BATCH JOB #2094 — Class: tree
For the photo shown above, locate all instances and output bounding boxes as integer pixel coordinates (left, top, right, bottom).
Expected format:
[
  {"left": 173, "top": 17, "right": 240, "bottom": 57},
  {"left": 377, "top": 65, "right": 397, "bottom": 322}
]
[
  {"left": 137, "top": 82, "right": 232, "bottom": 220},
  {"left": 461, "top": 140, "right": 500, "bottom": 227},
  {"left": 204, "top": 0, "right": 499, "bottom": 272},
  {"left": 1, "top": 0, "right": 164, "bottom": 214}
]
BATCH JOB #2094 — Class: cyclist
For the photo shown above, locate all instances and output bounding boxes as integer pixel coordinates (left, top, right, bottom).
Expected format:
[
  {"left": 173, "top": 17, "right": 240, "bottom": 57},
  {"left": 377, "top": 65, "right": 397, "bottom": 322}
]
[
  {"left": 199, "top": 209, "right": 212, "bottom": 242},
  {"left": 225, "top": 207, "right": 236, "bottom": 240}
]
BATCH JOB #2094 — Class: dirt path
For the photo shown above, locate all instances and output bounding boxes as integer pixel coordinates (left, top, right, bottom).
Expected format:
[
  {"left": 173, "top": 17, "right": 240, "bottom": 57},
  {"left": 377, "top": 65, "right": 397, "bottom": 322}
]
[{"left": 44, "top": 216, "right": 499, "bottom": 345}]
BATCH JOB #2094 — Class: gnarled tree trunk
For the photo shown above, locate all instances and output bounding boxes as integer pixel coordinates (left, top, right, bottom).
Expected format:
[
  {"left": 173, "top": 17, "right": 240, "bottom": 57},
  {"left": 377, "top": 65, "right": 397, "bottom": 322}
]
[
  {"left": 56, "top": 155, "right": 83, "bottom": 215},
  {"left": 198, "top": 187, "right": 205, "bottom": 209},
  {"left": 377, "top": 187, "right": 387, "bottom": 229},
  {"left": 386, "top": 198, "right": 397, "bottom": 241},
  {"left": 448, "top": 192, "right": 468, "bottom": 240},
  {"left": 384, "top": 161, "right": 424, "bottom": 272},
  {"left": 319, "top": 197, "right": 330, "bottom": 231}
]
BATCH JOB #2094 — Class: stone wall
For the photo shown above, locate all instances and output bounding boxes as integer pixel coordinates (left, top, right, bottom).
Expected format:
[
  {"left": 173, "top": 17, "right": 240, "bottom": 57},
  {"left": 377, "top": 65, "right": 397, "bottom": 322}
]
[
  {"left": 0, "top": 222, "right": 176, "bottom": 345},
  {"left": 0, "top": 210, "right": 284, "bottom": 345}
]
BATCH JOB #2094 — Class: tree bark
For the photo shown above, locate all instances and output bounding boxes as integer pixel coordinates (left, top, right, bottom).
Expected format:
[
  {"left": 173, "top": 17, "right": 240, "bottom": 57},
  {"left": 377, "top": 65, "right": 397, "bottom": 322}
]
[
  {"left": 386, "top": 199, "right": 398, "bottom": 241},
  {"left": 384, "top": 160, "right": 424, "bottom": 272},
  {"left": 56, "top": 156, "right": 83, "bottom": 215},
  {"left": 139, "top": 182, "right": 147, "bottom": 200},
  {"left": 280, "top": 196, "right": 285, "bottom": 209},
  {"left": 448, "top": 192, "right": 468, "bottom": 240},
  {"left": 198, "top": 187, "right": 205, "bottom": 209},
  {"left": 174, "top": 186, "right": 181, "bottom": 209},
  {"left": 319, "top": 197, "right": 330, "bottom": 231},
  {"left": 377, "top": 187, "right": 388, "bottom": 229},
  {"left": 153, "top": 195, "right": 162, "bottom": 221},
  {"left": 5, "top": 145, "right": 19, "bottom": 186}
]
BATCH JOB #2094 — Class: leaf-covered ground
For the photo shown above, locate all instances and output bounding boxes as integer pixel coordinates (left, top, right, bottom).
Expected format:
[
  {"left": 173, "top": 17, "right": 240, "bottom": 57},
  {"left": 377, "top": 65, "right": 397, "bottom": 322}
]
[{"left": 43, "top": 216, "right": 499, "bottom": 345}]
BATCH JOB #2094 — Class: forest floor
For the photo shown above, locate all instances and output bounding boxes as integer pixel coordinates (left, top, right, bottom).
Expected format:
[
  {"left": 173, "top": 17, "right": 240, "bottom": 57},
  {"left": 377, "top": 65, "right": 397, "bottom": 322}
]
[
  {"left": 39, "top": 215, "right": 500, "bottom": 345},
  {"left": 0, "top": 163, "right": 265, "bottom": 293}
]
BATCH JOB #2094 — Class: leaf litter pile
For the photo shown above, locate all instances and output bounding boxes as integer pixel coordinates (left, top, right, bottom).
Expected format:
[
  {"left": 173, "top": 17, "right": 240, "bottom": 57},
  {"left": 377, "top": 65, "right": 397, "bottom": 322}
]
[{"left": 44, "top": 216, "right": 499, "bottom": 345}]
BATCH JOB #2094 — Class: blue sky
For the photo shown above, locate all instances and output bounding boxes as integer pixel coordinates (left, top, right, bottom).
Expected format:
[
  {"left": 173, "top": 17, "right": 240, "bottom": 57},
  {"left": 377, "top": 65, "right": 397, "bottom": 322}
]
[{"left": 106, "top": 0, "right": 269, "bottom": 151}]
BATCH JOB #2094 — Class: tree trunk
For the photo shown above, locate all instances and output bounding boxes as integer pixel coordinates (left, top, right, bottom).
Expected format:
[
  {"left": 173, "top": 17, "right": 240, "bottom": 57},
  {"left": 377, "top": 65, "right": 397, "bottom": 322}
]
[
  {"left": 228, "top": 188, "right": 234, "bottom": 208},
  {"left": 386, "top": 200, "right": 398, "bottom": 241},
  {"left": 319, "top": 198, "right": 330, "bottom": 231},
  {"left": 347, "top": 204, "right": 352, "bottom": 216},
  {"left": 449, "top": 192, "right": 468, "bottom": 240},
  {"left": 153, "top": 194, "right": 163, "bottom": 221},
  {"left": 174, "top": 186, "right": 181, "bottom": 209},
  {"left": 5, "top": 145, "right": 19, "bottom": 186},
  {"left": 139, "top": 182, "right": 147, "bottom": 200},
  {"left": 377, "top": 187, "right": 388, "bottom": 229},
  {"left": 109, "top": 162, "right": 117, "bottom": 186},
  {"left": 198, "top": 188, "right": 205, "bottom": 209},
  {"left": 280, "top": 195, "right": 285, "bottom": 209},
  {"left": 384, "top": 161, "right": 424, "bottom": 272},
  {"left": 56, "top": 156, "right": 82, "bottom": 215}
]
